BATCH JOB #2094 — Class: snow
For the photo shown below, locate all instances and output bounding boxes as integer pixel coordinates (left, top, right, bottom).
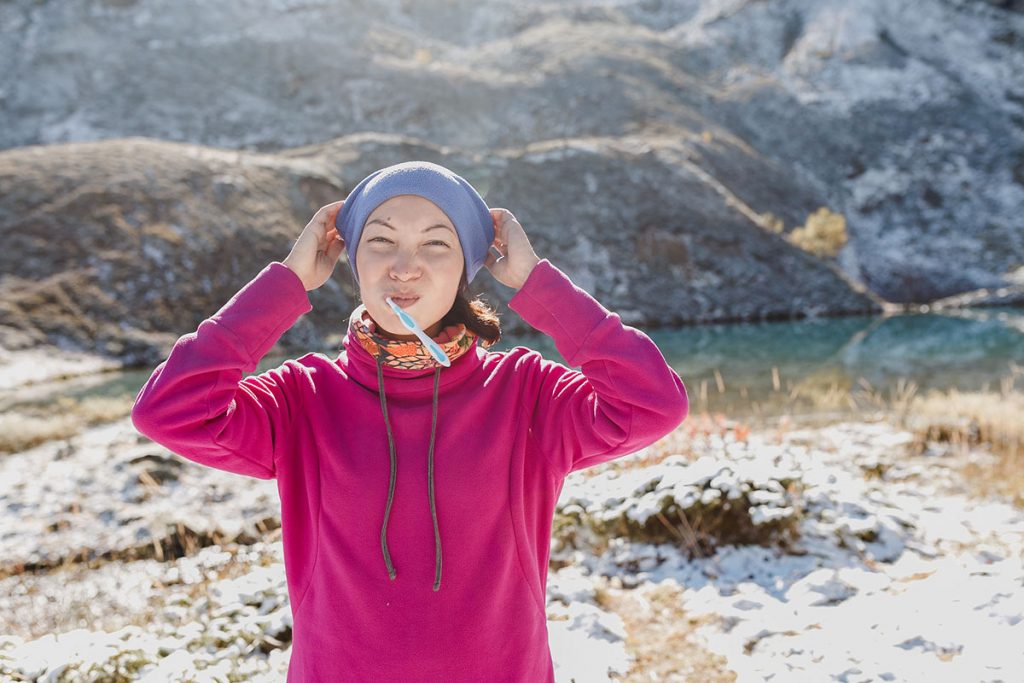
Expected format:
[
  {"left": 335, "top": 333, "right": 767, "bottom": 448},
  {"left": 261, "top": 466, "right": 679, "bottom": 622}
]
[
  {"left": 557, "top": 420, "right": 1024, "bottom": 682},
  {"left": 2, "top": 415, "right": 1022, "bottom": 681},
  {"left": 0, "top": 345, "right": 122, "bottom": 388},
  {"left": 548, "top": 566, "right": 633, "bottom": 682},
  {"left": 0, "top": 418, "right": 633, "bottom": 681}
]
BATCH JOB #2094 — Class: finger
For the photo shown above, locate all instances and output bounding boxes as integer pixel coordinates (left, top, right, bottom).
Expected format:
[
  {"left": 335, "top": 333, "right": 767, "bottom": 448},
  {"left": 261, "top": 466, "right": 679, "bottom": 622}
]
[
  {"left": 327, "top": 238, "right": 345, "bottom": 260},
  {"left": 316, "top": 201, "right": 344, "bottom": 224},
  {"left": 317, "top": 212, "right": 341, "bottom": 235},
  {"left": 327, "top": 200, "right": 345, "bottom": 218}
]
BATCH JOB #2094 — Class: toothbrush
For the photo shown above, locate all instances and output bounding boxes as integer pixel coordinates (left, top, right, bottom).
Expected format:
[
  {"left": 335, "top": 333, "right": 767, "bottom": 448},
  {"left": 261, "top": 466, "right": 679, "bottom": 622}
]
[{"left": 385, "top": 297, "right": 451, "bottom": 367}]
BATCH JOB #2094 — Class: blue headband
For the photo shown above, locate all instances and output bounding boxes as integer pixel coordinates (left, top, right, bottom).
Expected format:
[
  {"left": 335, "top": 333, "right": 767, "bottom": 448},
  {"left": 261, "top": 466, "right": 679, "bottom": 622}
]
[{"left": 334, "top": 161, "right": 495, "bottom": 287}]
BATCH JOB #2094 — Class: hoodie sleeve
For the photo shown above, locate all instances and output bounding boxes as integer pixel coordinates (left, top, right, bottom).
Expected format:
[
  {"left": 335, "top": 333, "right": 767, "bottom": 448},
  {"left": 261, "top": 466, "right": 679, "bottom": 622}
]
[
  {"left": 507, "top": 258, "right": 689, "bottom": 479},
  {"left": 130, "top": 262, "right": 313, "bottom": 480}
]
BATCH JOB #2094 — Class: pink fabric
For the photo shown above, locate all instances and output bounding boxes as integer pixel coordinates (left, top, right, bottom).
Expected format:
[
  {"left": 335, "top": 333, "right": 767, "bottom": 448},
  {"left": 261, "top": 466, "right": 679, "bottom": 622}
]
[{"left": 131, "top": 258, "right": 689, "bottom": 681}]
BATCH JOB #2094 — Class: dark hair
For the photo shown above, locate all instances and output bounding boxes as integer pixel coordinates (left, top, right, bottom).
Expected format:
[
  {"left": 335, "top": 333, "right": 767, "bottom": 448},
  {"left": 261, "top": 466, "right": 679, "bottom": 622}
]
[{"left": 439, "top": 270, "right": 502, "bottom": 345}]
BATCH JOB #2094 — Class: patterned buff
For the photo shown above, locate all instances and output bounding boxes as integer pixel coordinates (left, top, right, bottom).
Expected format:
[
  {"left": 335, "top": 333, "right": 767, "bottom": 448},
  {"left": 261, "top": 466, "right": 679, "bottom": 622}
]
[{"left": 349, "top": 304, "right": 497, "bottom": 370}]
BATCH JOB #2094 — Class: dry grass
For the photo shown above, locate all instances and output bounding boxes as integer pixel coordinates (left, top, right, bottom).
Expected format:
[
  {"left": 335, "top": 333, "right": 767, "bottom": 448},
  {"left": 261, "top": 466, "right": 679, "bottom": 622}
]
[
  {"left": 680, "top": 365, "right": 923, "bottom": 429},
  {"left": 899, "top": 375, "right": 1024, "bottom": 508},
  {"left": 0, "top": 394, "right": 134, "bottom": 454},
  {"left": 599, "top": 580, "right": 736, "bottom": 682},
  {"left": 1, "top": 519, "right": 282, "bottom": 582},
  {"left": 635, "top": 366, "right": 1024, "bottom": 510},
  {"left": 3, "top": 538, "right": 284, "bottom": 642}
]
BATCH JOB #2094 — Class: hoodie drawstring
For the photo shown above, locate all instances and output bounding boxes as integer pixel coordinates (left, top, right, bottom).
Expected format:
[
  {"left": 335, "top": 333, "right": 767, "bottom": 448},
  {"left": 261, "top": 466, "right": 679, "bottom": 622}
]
[{"left": 376, "top": 354, "right": 444, "bottom": 591}]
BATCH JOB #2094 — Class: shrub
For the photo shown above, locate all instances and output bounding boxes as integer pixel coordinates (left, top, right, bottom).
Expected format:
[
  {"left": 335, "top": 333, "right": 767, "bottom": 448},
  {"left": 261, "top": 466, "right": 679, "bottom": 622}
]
[
  {"left": 788, "top": 207, "right": 848, "bottom": 258},
  {"left": 552, "top": 454, "right": 805, "bottom": 562}
]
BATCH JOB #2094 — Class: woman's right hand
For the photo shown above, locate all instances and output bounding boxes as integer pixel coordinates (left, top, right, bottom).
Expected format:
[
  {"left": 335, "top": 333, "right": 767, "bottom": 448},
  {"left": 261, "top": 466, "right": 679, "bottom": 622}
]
[{"left": 282, "top": 200, "right": 346, "bottom": 291}]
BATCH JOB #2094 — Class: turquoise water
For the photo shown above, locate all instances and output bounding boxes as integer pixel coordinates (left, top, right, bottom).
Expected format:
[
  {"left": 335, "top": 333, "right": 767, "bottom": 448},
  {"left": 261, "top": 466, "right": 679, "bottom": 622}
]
[
  {"left": 493, "top": 306, "right": 1024, "bottom": 420},
  {"left": 7, "top": 307, "right": 1022, "bottom": 424}
]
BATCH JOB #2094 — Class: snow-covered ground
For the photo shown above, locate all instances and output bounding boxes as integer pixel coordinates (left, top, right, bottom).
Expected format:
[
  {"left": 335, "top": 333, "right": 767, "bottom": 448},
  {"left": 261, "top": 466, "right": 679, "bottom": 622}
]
[
  {"left": 2, "top": 416, "right": 1021, "bottom": 681},
  {"left": 0, "top": 537, "right": 627, "bottom": 682},
  {"left": 0, "top": 345, "right": 122, "bottom": 388},
  {"left": 0, "top": 418, "right": 630, "bottom": 681},
  {"left": 560, "top": 420, "right": 1024, "bottom": 682}
]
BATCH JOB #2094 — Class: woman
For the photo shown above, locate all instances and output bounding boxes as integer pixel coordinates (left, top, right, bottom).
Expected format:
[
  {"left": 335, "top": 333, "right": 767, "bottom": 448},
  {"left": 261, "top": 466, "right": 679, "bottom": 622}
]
[{"left": 131, "top": 161, "right": 689, "bottom": 682}]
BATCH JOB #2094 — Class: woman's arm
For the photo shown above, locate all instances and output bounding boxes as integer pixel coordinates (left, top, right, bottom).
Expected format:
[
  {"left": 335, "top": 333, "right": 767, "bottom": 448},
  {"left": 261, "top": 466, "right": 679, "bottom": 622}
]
[
  {"left": 132, "top": 202, "right": 343, "bottom": 479},
  {"left": 130, "top": 262, "right": 312, "bottom": 479},
  {"left": 508, "top": 259, "right": 689, "bottom": 479}
]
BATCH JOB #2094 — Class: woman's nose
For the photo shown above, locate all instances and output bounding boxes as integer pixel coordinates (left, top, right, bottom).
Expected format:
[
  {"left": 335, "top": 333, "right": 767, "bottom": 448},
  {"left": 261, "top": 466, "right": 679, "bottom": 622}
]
[{"left": 388, "top": 251, "right": 422, "bottom": 278}]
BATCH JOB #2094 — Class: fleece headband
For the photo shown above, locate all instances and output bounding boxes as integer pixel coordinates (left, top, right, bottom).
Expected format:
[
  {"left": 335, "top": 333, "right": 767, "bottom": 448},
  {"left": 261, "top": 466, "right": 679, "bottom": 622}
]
[{"left": 334, "top": 161, "right": 495, "bottom": 286}]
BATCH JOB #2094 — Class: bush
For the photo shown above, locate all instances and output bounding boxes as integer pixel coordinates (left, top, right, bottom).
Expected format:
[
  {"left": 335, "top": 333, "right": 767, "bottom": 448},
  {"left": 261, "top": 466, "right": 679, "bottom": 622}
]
[
  {"left": 788, "top": 207, "right": 847, "bottom": 258},
  {"left": 552, "top": 453, "right": 805, "bottom": 562}
]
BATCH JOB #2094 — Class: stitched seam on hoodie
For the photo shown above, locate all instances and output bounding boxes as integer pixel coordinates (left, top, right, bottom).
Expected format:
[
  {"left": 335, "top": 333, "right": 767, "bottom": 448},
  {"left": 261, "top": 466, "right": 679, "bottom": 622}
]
[
  {"left": 519, "top": 354, "right": 560, "bottom": 479},
  {"left": 537, "top": 351, "right": 633, "bottom": 477},
  {"left": 293, "top": 446, "right": 323, "bottom": 617},
  {"left": 580, "top": 310, "right": 636, "bottom": 451},
  {"left": 526, "top": 416, "right": 566, "bottom": 488},
  {"left": 510, "top": 410, "right": 548, "bottom": 617},
  {"left": 568, "top": 317, "right": 606, "bottom": 367},
  {"left": 596, "top": 355, "right": 634, "bottom": 452},
  {"left": 514, "top": 270, "right": 604, "bottom": 366},
  {"left": 251, "top": 314, "right": 297, "bottom": 368}
]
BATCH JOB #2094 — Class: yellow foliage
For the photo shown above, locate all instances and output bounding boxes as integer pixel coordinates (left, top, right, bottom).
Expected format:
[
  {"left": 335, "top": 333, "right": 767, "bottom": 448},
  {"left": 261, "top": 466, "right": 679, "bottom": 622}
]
[{"left": 788, "top": 207, "right": 848, "bottom": 257}]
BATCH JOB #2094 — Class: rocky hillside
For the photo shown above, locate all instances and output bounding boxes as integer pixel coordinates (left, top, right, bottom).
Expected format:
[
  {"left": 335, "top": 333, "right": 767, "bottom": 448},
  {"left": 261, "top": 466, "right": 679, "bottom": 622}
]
[
  {"left": 0, "top": 134, "right": 876, "bottom": 365},
  {"left": 1, "top": 0, "right": 1022, "bottom": 363}
]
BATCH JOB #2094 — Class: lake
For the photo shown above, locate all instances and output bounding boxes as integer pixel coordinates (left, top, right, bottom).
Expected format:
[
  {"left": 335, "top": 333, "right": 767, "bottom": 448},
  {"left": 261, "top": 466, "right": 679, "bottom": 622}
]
[
  {"left": 493, "top": 306, "right": 1024, "bottom": 422},
  {"left": 3, "top": 307, "right": 1022, "bottom": 429}
]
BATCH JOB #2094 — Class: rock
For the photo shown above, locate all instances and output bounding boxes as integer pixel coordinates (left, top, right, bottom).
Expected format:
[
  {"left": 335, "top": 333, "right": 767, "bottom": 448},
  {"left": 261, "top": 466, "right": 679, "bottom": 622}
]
[
  {"left": 0, "top": 135, "right": 878, "bottom": 363},
  {"left": 1, "top": 0, "right": 1020, "bottom": 339}
]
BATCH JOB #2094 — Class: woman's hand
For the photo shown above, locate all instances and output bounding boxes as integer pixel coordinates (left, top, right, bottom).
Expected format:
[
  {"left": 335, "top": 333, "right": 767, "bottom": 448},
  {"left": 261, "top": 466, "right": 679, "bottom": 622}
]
[
  {"left": 283, "top": 200, "right": 346, "bottom": 291},
  {"left": 485, "top": 208, "right": 541, "bottom": 290}
]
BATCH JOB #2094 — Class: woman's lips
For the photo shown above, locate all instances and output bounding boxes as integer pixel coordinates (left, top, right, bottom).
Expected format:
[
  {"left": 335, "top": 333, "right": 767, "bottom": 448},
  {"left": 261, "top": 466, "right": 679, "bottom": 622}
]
[{"left": 389, "top": 296, "right": 420, "bottom": 307}]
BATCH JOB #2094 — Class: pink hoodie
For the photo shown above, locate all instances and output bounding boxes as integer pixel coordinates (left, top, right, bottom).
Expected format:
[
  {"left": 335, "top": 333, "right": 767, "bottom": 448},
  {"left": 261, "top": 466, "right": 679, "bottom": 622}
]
[{"left": 131, "top": 258, "right": 688, "bottom": 681}]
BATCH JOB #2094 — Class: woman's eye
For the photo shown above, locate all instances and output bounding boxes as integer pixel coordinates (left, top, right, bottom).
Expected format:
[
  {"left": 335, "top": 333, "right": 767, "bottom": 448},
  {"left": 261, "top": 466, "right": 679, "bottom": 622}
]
[{"left": 369, "top": 237, "right": 448, "bottom": 247}]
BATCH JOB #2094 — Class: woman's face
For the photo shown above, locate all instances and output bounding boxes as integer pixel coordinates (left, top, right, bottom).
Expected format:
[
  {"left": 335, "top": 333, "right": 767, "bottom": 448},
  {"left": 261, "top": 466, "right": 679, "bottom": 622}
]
[{"left": 356, "top": 194, "right": 465, "bottom": 341}]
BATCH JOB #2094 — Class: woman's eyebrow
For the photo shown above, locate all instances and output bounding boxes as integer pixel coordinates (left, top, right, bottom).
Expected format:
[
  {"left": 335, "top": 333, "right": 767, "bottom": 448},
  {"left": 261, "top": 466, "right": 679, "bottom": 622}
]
[{"left": 367, "top": 219, "right": 455, "bottom": 234}]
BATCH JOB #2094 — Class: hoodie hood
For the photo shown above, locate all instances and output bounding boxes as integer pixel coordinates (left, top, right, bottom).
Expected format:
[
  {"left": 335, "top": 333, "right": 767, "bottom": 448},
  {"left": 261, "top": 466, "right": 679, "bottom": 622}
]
[{"left": 337, "top": 305, "right": 495, "bottom": 590}]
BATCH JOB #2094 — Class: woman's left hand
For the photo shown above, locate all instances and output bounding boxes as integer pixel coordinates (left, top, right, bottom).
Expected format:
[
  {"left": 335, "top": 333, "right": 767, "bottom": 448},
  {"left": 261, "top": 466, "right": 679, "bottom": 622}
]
[{"left": 485, "top": 208, "right": 541, "bottom": 290}]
